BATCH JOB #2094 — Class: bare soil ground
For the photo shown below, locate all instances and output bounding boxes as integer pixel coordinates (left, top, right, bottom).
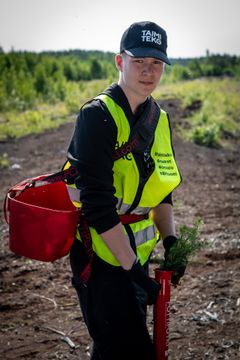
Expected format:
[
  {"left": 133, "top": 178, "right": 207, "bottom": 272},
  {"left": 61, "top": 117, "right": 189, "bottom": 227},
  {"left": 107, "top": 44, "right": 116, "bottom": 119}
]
[{"left": 0, "top": 100, "right": 239, "bottom": 359}]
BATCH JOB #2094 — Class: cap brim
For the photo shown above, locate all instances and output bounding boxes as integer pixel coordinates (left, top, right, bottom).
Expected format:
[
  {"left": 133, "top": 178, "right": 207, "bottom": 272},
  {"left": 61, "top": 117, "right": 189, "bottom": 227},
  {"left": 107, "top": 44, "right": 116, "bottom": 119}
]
[{"left": 124, "top": 48, "right": 171, "bottom": 65}]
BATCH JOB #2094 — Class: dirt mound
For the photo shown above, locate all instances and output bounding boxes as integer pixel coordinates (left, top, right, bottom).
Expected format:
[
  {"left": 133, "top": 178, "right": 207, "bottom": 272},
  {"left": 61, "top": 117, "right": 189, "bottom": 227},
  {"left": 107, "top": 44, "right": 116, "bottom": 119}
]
[{"left": 0, "top": 100, "right": 239, "bottom": 359}]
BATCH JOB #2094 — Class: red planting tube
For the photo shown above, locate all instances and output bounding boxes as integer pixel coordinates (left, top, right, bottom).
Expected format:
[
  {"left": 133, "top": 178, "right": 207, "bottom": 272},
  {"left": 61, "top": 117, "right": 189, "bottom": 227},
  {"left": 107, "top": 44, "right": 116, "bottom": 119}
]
[{"left": 154, "top": 269, "right": 172, "bottom": 360}]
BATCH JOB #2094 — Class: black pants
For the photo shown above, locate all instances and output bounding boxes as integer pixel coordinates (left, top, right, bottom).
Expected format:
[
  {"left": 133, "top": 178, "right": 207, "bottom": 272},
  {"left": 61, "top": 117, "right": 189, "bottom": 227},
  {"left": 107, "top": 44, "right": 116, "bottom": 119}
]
[{"left": 70, "top": 240, "right": 155, "bottom": 360}]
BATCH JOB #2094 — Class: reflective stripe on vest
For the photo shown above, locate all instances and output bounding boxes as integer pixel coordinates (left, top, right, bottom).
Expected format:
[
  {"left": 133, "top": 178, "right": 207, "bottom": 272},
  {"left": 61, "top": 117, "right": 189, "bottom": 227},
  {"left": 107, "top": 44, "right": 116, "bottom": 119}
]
[
  {"left": 134, "top": 223, "right": 156, "bottom": 246},
  {"left": 116, "top": 198, "right": 150, "bottom": 215},
  {"left": 75, "top": 220, "right": 156, "bottom": 247},
  {"left": 67, "top": 187, "right": 80, "bottom": 203},
  {"left": 65, "top": 191, "right": 151, "bottom": 215},
  {"left": 74, "top": 218, "right": 157, "bottom": 266}
]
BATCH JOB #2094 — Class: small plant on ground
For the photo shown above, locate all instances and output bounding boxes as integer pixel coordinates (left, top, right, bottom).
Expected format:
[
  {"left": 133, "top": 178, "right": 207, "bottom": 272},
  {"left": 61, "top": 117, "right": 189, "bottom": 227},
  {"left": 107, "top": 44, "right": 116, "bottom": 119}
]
[
  {"left": 0, "top": 153, "right": 9, "bottom": 169},
  {"left": 160, "top": 218, "right": 207, "bottom": 270},
  {"left": 152, "top": 218, "right": 208, "bottom": 269}
]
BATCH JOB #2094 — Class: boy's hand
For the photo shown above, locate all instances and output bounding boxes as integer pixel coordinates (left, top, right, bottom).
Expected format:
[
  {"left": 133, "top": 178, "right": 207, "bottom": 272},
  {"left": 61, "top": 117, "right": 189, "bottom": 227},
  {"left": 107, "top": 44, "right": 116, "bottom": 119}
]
[
  {"left": 163, "top": 235, "right": 187, "bottom": 285},
  {"left": 125, "top": 259, "right": 161, "bottom": 305}
]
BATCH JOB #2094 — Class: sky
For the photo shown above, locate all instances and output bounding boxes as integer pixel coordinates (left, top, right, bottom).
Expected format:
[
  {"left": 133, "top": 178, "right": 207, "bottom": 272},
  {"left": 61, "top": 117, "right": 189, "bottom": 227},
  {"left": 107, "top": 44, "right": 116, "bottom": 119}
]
[{"left": 0, "top": 0, "right": 239, "bottom": 58}]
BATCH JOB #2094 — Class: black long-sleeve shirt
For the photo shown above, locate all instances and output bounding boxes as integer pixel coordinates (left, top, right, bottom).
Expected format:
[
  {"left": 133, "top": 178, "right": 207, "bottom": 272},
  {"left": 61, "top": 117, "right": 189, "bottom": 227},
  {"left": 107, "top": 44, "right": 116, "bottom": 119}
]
[{"left": 67, "top": 83, "right": 172, "bottom": 234}]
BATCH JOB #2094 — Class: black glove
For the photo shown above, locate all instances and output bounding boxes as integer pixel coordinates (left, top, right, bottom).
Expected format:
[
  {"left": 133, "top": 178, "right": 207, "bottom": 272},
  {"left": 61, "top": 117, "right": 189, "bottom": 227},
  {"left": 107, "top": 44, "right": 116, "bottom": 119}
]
[
  {"left": 125, "top": 259, "right": 161, "bottom": 305},
  {"left": 163, "top": 235, "right": 187, "bottom": 286}
]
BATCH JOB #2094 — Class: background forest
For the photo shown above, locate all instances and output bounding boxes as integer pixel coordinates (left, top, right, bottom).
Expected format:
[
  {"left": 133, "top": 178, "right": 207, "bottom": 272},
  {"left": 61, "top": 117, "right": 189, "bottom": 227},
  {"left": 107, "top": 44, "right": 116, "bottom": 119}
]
[{"left": 0, "top": 49, "right": 240, "bottom": 158}]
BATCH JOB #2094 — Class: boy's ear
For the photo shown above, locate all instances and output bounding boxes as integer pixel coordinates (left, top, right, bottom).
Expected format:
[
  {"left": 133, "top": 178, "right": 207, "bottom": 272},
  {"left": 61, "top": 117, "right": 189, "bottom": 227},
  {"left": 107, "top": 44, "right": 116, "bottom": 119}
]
[{"left": 115, "top": 53, "right": 123, "bottom": 71}]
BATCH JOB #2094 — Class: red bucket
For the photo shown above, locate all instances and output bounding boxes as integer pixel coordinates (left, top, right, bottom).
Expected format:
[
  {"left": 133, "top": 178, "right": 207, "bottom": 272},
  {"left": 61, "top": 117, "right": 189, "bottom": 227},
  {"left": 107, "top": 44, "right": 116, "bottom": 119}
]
[{"left": 5, "top": 177, "right": 80, "bottom": 262}]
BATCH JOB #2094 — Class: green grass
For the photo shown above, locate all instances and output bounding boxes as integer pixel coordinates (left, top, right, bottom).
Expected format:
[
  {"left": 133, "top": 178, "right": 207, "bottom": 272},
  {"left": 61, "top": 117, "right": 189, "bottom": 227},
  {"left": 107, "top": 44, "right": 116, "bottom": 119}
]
[
  {"left": 0, "top": 102, "right": 68, "bottom": 140},
  {"left": 0, "top": 77, "right": 239, "bottom": 148},
  {"left": 0, "top": 79, "right": 110, "bottom": 141},
  {"left": 154, "top": 78, "right": 240, "bottom": 147}
]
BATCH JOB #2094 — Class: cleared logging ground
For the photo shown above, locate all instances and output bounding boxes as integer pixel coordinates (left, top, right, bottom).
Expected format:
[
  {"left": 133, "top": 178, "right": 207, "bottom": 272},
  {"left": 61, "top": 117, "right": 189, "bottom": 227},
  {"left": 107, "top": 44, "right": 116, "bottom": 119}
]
[{"left": 0, "top": 94, "right": 239, "bottom": 359}]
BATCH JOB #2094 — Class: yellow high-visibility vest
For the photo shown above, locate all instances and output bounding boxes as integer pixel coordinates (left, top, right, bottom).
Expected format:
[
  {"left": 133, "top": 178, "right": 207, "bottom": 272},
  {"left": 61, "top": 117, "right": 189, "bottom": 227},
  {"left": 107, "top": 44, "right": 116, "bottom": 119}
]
[{"left": 65, "top": 94, "right": 181, "bottom": 266}]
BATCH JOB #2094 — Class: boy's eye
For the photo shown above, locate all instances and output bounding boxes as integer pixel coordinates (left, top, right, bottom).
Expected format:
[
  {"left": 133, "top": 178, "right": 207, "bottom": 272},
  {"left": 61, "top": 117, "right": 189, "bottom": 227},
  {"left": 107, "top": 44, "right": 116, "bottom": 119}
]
[{"left": 152, "top": 60, "right": 164, "bottom": 66}]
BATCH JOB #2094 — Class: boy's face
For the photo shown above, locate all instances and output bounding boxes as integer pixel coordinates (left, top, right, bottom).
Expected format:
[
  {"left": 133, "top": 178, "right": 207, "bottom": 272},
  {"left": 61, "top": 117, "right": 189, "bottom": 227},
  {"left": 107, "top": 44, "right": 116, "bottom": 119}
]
[{"left": 116, "top": 52, "right": 165, "bottom": 101}]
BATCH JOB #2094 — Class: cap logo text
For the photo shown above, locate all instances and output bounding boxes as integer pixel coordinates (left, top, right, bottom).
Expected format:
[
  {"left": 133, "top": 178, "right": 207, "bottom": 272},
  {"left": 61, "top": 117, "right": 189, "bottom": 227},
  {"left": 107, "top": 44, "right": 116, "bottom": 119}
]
[{"left": 141, "top": 30, "right": 162, "bottom": 45}]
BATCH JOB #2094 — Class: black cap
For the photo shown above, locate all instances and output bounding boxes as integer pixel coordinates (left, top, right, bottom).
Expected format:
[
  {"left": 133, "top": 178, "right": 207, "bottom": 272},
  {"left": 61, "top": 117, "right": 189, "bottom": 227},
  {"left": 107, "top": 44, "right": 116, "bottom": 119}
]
[{"left": 120, "top": 21, "right": 171, "bottom": 65}]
